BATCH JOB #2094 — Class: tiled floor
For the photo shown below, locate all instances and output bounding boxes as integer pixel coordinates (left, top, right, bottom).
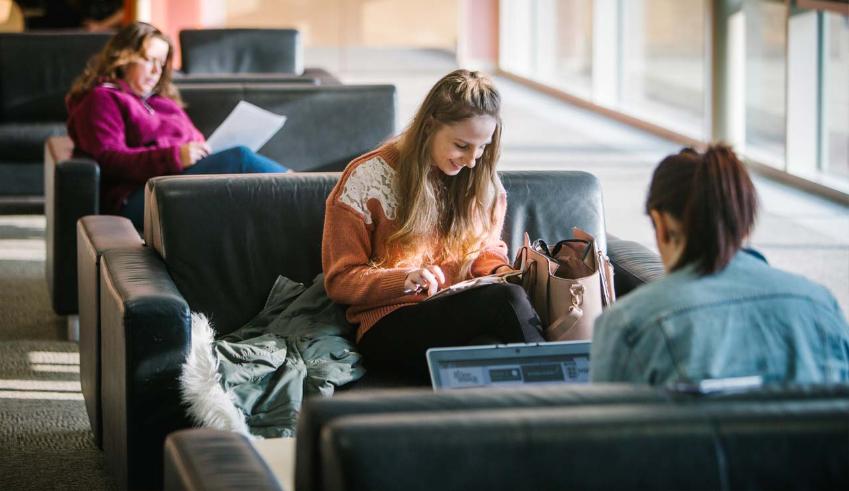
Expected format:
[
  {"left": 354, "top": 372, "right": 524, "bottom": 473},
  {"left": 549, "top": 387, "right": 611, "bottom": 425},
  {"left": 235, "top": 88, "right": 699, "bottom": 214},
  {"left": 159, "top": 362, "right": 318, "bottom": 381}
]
[{"left": 310, "top": 47, "right": 849, "bottom": 314}]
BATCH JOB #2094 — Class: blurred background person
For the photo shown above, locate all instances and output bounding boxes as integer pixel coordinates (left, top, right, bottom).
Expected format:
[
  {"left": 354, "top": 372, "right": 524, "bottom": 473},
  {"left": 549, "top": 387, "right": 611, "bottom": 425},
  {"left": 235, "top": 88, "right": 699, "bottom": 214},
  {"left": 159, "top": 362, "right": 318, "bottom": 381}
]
[{"left": 65, "top": 21, "right": 287, "bottom": 230}]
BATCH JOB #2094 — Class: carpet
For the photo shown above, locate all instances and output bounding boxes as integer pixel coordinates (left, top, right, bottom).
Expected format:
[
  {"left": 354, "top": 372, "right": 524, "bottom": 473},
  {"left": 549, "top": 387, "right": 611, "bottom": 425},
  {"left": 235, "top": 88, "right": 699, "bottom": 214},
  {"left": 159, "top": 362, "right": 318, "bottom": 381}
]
[{"left": 0, "top": 215, "right": 115, "bottom": 490}]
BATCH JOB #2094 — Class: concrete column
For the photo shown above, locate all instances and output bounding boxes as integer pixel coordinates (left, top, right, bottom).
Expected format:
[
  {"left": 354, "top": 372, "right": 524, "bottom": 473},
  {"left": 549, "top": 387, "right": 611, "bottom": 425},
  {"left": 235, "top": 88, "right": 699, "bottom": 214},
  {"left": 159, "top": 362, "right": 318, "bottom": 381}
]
[{"left": 710, "top": 0, "right": 744, "bottom": 145}]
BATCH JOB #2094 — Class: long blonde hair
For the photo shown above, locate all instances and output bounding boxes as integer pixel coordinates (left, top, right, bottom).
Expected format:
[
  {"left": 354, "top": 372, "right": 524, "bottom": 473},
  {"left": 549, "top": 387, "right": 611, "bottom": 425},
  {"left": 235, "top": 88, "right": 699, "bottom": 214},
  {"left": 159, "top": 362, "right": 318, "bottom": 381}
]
[
  {"left": 389, "top": 69, "right": 503, "bottom": 279},
  {"left": 66, "top": 22, "right": 181, "bottom": 105}
]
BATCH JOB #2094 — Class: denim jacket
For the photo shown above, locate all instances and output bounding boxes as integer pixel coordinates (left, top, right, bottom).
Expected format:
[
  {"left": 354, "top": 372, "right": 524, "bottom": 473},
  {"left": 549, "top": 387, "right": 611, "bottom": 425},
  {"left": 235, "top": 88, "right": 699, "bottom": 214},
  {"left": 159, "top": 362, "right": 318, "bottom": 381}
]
[{"left": 591, "top": 250, "right": 849, "bottom": 385}]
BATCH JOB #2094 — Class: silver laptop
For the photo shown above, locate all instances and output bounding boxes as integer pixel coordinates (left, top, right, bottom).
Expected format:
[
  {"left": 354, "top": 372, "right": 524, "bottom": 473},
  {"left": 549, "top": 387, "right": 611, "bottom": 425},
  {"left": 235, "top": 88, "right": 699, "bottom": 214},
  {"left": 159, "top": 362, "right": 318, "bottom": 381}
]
[{"left": 426, "top": 340, "right": 592, "bottom": 390}]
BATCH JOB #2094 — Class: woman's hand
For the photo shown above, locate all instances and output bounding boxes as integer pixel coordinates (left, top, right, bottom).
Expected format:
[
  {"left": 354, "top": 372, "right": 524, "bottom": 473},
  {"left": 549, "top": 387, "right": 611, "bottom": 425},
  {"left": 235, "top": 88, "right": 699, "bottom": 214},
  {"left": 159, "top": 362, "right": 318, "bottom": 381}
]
[
  {"left": 180, "top": 142, "right": 211, "bottom": 168},
  {"left": 404, "top": 265, "right": 446, "bottom": 297}
]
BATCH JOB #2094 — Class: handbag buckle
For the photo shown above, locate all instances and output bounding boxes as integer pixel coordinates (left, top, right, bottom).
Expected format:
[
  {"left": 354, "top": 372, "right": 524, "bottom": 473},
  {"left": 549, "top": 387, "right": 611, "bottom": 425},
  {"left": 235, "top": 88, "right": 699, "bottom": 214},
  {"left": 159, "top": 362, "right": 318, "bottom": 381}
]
[{"left": 569, "top": 283, "right": 584, "bottom": 307}]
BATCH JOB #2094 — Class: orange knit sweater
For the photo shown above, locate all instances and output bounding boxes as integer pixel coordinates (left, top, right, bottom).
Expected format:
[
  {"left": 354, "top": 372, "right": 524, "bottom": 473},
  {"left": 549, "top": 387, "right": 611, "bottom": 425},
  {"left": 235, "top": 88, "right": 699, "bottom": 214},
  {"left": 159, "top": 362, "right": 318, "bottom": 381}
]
[{"left": 322, "top": 142, "right": 511, "bottom": 341}]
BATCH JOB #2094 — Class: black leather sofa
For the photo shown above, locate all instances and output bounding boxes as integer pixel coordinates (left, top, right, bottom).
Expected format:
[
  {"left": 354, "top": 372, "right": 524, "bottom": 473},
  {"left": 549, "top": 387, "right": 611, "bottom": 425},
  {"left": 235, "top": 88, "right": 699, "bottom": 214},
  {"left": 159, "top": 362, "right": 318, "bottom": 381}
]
[
  {"left": 45, "top": 81, "right": 396, "bottom": 317},
  {"left": 0, "top": 29, "right": 330, "bottom": 215},
  {"left": 0, "top": 31, "right": 111, "bottom": 213},
  {"left": 179, "top": 28, "right": 303, "bottom": 75},
  {"left": 78, "top": 170, "right": 662, "bottom": 489},
  {"left": 175, "top": 27, "right": 341, "bottom": 86},
  {"left": 163, "top": 384, "right": 849, "bottom": 491}
]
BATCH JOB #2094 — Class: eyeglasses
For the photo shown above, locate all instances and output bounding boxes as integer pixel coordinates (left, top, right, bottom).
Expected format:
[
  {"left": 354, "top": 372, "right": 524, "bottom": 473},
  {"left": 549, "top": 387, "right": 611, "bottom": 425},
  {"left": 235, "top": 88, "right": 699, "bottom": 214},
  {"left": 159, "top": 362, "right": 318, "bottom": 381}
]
[{"left": 134, "top": 56, "right": 166, "bottom": 71}]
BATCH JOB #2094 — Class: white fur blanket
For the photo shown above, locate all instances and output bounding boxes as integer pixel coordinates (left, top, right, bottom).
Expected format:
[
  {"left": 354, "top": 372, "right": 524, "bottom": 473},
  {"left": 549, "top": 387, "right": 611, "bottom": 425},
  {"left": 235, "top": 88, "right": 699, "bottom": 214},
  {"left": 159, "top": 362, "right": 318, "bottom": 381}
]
[{"left": 180, "top": 313, "right": 251, "bottom": 436}]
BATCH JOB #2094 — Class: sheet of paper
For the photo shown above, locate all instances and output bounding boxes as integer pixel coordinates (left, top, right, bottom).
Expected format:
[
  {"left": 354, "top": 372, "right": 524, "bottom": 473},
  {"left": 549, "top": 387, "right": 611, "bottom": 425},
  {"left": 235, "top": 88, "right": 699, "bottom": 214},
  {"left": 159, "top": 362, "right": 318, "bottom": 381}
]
[{"left": 205, "top": 100, "right": 287, "bottom": 154}]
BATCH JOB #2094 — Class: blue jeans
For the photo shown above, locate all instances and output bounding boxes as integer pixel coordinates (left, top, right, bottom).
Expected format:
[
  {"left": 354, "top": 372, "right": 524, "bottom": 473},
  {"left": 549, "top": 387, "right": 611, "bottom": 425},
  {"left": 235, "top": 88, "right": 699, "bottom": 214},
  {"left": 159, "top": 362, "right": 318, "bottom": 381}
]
[{"left": 120, "top": 145, "right": 287, "bottom": 230}]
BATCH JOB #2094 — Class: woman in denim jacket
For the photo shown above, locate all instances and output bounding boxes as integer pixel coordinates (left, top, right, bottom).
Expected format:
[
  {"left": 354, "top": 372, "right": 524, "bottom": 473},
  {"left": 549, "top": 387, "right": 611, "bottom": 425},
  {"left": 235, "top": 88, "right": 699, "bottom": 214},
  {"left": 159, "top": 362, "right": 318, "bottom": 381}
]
[{"left": 591, "top": 145, "right": 849, "bottom": 385}]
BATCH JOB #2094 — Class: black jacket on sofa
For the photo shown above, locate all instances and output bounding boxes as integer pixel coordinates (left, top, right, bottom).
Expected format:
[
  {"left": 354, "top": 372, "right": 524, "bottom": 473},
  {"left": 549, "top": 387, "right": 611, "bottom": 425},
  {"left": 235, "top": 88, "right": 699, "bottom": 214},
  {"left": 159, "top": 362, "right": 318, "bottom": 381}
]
[{"left": 79, "top": 170, "right": 662, "bottom": 490}]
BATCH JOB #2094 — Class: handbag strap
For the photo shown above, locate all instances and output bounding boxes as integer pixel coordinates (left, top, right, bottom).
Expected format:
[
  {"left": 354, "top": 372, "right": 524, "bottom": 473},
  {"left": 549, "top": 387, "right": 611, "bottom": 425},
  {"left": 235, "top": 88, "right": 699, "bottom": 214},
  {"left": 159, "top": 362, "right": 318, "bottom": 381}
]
[{"left": 597, "top": 249, "right": 616, "bottom": 306}]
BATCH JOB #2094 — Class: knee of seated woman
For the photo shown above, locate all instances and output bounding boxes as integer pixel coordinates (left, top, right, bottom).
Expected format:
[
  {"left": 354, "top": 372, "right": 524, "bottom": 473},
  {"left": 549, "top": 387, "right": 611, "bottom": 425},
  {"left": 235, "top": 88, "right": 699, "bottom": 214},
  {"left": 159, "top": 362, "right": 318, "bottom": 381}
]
[
  {"left": 234, "top": 146, "right": 287, "bottom": 173},
  {"left": 479, "top": 283, "right": 542, "bottom": 342},
  {"left": 227, "top": 145, "right": 253, "bottom": 159},
  {"left": 211, "top": 145, "right": 252, "bottom": 161}
]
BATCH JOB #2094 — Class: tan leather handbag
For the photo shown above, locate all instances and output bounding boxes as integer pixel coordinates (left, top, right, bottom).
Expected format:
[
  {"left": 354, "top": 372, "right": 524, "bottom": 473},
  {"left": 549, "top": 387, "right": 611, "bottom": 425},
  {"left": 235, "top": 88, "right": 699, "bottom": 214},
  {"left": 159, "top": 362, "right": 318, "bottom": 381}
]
[{"left": 514, "top": 228, "right": 615, "bottom": 341}]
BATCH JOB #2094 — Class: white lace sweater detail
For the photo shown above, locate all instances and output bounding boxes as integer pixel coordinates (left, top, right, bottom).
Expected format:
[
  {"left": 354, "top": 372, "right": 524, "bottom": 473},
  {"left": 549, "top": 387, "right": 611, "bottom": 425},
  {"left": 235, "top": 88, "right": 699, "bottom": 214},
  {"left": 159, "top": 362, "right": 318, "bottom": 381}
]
[{"left": 338, "top": 156, "right": 398, "bottom": 225}]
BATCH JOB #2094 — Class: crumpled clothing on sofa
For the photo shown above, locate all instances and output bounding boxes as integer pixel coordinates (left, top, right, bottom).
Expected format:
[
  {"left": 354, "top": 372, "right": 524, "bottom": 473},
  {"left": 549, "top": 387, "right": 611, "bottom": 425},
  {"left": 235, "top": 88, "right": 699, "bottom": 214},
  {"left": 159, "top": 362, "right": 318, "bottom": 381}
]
[{"left": 213, "top": 273, "right": 365, "bottom": 438}]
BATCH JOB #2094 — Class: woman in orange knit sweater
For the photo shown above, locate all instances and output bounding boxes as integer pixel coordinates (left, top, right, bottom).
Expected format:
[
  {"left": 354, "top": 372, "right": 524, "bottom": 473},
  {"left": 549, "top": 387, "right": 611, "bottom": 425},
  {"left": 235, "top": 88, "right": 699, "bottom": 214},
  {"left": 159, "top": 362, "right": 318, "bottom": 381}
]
[{"left": 322, "top": 70, "right": 544, "bottom": 382}]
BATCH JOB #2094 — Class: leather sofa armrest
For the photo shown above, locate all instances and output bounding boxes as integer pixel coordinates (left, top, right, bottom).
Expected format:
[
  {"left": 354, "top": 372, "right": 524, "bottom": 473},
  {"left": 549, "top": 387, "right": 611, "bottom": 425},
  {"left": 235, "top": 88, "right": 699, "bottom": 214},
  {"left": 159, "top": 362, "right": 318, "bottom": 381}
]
[
  {"left": 45, "top": 135, "right": 100, "bottom": 315},
  {"left": 303, "top": 67, "right": 342, "bottom": 85},
  {"left": 174, "top": 72, "right": 321, "bottom": 85},
  {"left": 99, "top": 246, "right": 192, "bottom": 490},
  {"left": 76, "top": 215, "right": 143, "bottom": 449},
  {"left": 173, "top": 67, "right": 342, "bottom": 85},
  {"left": 605, "top": 234, "right": 664, "bottom": 298},
  {"left": 164, "top": 429, "right": 283, "bottom": 491}
]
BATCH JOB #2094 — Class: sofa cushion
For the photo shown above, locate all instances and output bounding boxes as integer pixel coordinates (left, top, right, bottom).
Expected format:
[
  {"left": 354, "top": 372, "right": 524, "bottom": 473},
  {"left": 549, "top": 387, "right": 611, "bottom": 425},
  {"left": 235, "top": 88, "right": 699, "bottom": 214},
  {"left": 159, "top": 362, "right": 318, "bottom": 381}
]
[
  {"left": 0, "top": 32, "right": 111, "bottom": 121},
  {"left": 144, "top": 171, "right": 607, "bottom": 335},
  {"left": 145, "top": 173, "right": 338, "bottom": 335},
  {"left": 179, "top": 28, "right": 302, "bottom": 75},
  {"left": 0, "top": 163, "right": 43, "bottom": 196},
  {"left": 0, "top": 122, "right": 66, "bottom": 162}
]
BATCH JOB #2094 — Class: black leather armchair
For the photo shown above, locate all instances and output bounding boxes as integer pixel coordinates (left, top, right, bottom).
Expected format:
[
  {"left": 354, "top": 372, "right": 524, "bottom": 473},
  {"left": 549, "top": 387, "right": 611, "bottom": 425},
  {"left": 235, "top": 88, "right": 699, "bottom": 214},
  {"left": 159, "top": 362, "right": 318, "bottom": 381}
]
[
  {"left": 82, "top": 170, "right": 662, "bottom": 489},
  {"left": 0, "top": 31, "right": 110, "bottom": 213},
  {"left": 164, "top": 384, "right": 849, "bottom": 491},
  {"left": 179, "top": 28, "right": 303, "bottom": 75},
  {"left": 176, "top": 28, "right": 341, "bottom": 85},
  {"left": 45, "top": 82, "right": 396, "bottom": 317}
]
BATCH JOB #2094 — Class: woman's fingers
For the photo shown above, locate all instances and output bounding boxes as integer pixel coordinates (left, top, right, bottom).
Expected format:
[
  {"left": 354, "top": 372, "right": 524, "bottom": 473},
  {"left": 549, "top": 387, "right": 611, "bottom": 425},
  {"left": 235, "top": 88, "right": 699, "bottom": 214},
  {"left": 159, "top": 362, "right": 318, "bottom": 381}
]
[
  {"left": 192, "top": 142, "right": 209, "bottom": 160},
  {"left": 404, "top": 265, "right": 447, "bottom": 297},
  {"left": 426, "top": 265, "right": 446, "bottom": 285},
  {"left": 418, "top": 269, "right": 438, "bottom": 296}
]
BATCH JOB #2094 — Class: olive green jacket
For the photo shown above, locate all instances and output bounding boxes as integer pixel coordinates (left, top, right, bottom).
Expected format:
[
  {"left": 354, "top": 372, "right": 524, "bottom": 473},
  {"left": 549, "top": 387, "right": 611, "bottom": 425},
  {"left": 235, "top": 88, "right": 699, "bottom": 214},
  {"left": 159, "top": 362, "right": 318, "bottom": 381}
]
[{"left": 215, "top": 274, "right": 365, "bottom": 437}]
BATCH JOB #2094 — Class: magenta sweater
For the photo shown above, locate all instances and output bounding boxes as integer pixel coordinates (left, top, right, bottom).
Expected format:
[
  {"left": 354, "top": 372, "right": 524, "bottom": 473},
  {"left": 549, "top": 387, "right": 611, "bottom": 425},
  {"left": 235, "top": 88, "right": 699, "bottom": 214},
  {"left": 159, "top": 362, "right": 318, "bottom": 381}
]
[{"left": 66, "top": 80, "right": 204, "bottom": 214}]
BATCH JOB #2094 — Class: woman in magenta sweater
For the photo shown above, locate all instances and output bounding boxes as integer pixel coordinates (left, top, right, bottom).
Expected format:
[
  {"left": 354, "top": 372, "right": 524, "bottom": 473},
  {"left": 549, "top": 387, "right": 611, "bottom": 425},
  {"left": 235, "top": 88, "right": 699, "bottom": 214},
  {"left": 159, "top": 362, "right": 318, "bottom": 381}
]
[{"left": 66, "top": 22, "right": 286, "bottom": 230}]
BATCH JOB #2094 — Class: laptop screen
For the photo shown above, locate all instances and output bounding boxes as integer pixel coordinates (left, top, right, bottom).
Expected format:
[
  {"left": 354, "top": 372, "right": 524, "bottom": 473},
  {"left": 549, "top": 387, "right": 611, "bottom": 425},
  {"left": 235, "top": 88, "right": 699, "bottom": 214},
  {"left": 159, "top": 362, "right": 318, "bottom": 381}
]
[{"left": 426, "top": 341, "right": 591, "bottom": 390}]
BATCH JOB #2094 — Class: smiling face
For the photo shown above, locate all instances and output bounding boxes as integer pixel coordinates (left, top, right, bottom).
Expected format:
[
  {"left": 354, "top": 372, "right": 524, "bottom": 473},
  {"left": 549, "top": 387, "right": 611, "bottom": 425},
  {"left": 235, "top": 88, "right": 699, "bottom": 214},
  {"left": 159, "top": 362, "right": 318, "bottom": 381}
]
[
  {"left": 123, "top": 36, "right": 169, "bottom": 97},
  {"left": 429, "top": 114, "right": 497, "bottom": 176}
]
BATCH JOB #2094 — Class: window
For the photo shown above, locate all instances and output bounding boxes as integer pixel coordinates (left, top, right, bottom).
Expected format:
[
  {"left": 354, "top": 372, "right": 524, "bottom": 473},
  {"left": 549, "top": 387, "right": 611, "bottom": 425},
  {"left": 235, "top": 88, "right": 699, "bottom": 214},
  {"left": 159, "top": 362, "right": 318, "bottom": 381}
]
[
  {"left": 497, "top": 0, "right": 849, "bottom": 195},
  {"left": 620, "top": 0, "right": 707, "bottom": 139},
  {"left": 546, "top": 0, "right": 594, "bottom": 98},
  {"left": 499, "top": 0, "right": 535, "bottom": 76},
  {"left": 823, "top": 12, "right": 849, "bottom": 178},
  {"left": 745, "top": 0, "right": 787, "bottom": 166}
]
